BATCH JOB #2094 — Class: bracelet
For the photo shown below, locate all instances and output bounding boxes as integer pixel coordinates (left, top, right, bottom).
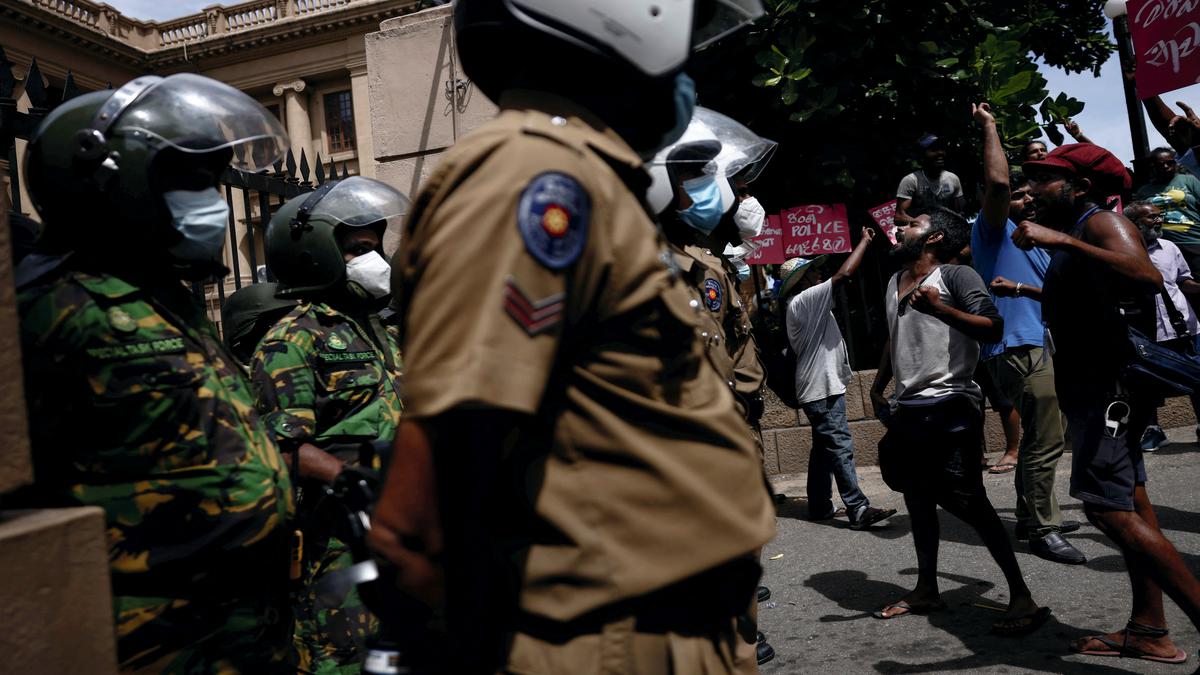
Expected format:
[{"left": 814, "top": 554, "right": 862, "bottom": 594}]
[{"left": 1015, "top": 282, "right": 1023, "bottom": 297}]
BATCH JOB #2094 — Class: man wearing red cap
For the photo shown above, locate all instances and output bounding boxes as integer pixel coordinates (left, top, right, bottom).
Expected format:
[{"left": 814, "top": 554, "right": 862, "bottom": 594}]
[{"left": 1019, "top": 143, "right": 1198, "bottom": 664}]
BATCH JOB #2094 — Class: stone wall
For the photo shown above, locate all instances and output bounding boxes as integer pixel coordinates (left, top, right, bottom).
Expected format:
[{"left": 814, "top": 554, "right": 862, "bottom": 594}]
[{"left": 757, "top": 368, "right": 1200, "bottom": 477}]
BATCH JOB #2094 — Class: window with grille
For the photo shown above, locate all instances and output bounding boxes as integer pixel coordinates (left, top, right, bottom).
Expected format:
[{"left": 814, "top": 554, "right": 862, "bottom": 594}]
[{"left": 324, "top": 90, "right": 356, "bottom": 153}]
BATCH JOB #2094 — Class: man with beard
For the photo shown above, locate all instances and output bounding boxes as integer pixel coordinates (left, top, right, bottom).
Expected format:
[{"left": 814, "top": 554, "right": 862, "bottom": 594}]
[
  {"left": 969, "top": 103, "right": 1082, "bottom": 565},
  {"left": 869, "top": 208, "right": 1048, "bottom": 635},
  {"left": 895, "top": 133, "right": 963, "bottom": 226},
  {"left": 1019, "top": 144, "right": 1194, "bottom": 665}
]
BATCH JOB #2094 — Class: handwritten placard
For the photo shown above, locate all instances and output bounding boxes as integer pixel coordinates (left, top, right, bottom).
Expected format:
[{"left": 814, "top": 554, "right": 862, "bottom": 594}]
[
  {"left": 868, "top": 200, "right": 899, "bottom": 245},
  {"left": 780, "top": 204, "right": 852, "bottom": 256},
  {"left": 745, "top": 214, "right": 785, "bottom": 265},
  {"left": 1129, "top": 0, "right": 1200, "bottom": 99}
]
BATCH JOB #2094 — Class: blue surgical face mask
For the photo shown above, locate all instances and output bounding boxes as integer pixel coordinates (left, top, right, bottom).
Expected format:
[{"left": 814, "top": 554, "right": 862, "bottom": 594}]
[
  {"left": 678, "top": 174, "right": 724, "bottom": 233},
  {"left": 163, "top": 188, "right": 230, "bottom": 262}
]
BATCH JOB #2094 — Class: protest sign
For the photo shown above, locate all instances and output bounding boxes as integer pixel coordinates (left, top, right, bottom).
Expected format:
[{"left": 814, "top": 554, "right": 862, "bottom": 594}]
[
  {"left": 745, "top": 214, "right": 785, "bottom": 264},
  {"left": 1128, "top": 0, "right": 1200, "bottom": 99},
  {"left": 868, "top": 199, "right": 899, "bottom": 244},
  {"left": 780, "top": 204, "right": 852, "bottom": 256}
]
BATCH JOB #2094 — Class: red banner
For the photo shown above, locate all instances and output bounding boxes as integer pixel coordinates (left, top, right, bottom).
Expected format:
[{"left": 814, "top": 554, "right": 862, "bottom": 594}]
[
  {"left": 1128, "top": 0, "right": 1200, "bottom": 99},
  {"left": 744, "top": 214, "right": 785, "bottom": 265},
  {"left": 868, "top": 199, "right": 899, "bottom": 245},
  {"left": 780, "top": 204, "right": 852, "bottom": 257}
]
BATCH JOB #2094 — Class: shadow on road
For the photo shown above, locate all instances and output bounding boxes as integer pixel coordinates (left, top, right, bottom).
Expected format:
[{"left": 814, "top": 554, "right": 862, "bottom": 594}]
[{"left": 800, "top": 569, "right": 1144, "bottom": 674}]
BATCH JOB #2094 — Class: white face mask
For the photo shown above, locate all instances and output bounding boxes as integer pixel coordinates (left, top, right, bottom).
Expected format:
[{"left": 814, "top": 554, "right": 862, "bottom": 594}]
[
  {"left": 345, "top": 250, "right": 392, "bottom": 299},
  {"left": 163, "top": 188, "right": 230, "bottom": 262},
  {"left": 733, "top": 196, "right": 766, "bottom": 239}
]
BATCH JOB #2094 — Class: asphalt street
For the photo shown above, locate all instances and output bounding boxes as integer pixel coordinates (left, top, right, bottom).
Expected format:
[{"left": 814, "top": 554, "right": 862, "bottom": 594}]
[{"left": 759, "top": 426, "right": 1200, "bottom": 674}]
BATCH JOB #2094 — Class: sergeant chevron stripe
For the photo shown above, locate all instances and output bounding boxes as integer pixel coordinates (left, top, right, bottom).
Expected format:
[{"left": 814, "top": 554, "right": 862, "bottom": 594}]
[{"left": 503, "top": 276, "right": 565, "bottom": 336}]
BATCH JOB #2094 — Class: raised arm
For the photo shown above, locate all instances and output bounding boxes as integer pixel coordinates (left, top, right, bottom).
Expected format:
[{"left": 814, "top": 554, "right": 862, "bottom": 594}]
[
  {"left": 829, "top": 227, "right": 876, "bottom": 287},
  {"left": 974, "top": 102, "right": 1010, "bottom": 232}
]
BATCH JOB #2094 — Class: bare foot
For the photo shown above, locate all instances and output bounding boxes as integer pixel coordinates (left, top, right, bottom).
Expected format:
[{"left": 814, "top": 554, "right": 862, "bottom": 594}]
[{"left": 1071, "top": 628, "right": 1181, "bottom": 660}]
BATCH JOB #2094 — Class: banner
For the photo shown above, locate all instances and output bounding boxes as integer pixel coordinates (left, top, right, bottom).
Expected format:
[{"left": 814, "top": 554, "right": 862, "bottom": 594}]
[
  {"left": 1128, "top": 0, "right": 1200, "bottom": 99},
  {"left": 780, "top": 204, "right": 852, "bottom": 256},
  {"left": 744, "top": 214, "right": 785, "bottom": 265},
  {"left": 868, "top": 199, "right": 899, "bottom": 245}
]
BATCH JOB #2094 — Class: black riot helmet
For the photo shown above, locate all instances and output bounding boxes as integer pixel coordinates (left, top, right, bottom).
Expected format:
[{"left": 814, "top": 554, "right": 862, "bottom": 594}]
[
  {"left": 24, "top": 74, "right": 288, "bottom": 262},
  {"left": 266, "top": 176, "right": 409, "bottom": 299}
]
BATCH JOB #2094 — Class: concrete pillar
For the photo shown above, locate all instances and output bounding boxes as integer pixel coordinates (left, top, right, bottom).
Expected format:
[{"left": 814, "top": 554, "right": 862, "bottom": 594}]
[
  {"left": 273, "top": 79, "right": 311, "bottom": 166},
  {"left": 348, "top": 61, "right": 375, "bottom": 178}
]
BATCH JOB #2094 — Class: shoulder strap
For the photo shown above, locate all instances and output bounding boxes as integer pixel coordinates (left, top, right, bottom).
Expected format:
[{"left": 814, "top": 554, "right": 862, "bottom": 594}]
[{"left": 1159, "top": 287, "right": 1190, "bottom": 338}]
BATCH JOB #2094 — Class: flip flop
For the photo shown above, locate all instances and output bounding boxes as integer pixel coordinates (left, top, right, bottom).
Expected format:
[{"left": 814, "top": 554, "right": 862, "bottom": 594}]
[
  {"left": 988, "top": 463, "right": 1018, "bottom": 474},
  {"left": 992, "top": 606, "right": 1051, "bottom": 637},
  {"left": 1071, "top": 635, "right": 1189, "bottom": 664},
  {"left": 872, "top": 599, "right": 946, "bottom": 620}
]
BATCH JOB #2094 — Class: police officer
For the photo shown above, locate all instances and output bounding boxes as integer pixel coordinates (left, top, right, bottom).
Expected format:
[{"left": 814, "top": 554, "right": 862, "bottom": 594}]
[
  {"left": 221, "top": 281, "right": 297, "bottom": 367},
  {"left": 368, "top": 1, "right": 772, "bottom": 673},
  {"left": 647, "top": 107, "right": 779, "bottom": 668},
  {"left": 17, "top": 73, "right": 293, "bottom": 672},
  {"left": 251, "top": 176, "right": 407, "bottom": 674}
]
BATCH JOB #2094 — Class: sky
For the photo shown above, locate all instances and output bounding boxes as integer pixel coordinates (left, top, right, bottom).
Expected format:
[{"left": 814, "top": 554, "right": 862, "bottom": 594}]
[{"left": 103, "top": 1, "right": 1192, "bottom": 164}]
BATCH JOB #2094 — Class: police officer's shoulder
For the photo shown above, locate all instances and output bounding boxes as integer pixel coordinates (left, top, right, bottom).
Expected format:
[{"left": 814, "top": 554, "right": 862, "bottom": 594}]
[{"left": 257, "top": 304, "right": 310, "bottom": 345}]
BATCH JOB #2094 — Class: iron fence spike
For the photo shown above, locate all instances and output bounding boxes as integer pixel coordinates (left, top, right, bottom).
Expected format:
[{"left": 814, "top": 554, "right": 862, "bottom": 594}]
[{"left": 25, "top": 57, "right": 47, "bottom": 109}]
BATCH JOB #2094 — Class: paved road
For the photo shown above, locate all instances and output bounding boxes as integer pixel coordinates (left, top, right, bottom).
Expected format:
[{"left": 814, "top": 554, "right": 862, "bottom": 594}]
[{"left": 759, "top": 427, "right": 1200, "bottom": 674}]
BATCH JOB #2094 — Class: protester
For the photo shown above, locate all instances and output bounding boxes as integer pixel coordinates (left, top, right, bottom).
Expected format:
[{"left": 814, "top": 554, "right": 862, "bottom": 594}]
[
  {"left": 895, "top": 133, "right": 964, "bottom": 225},
  {"left": 1125, "top": 200, "right": 1200, "bottom": 450},
  {"left": 1020, "top": 143, "right": 1194, "bottom": 665},
  {"left": 970, "top": 103, "right": 1083, "bottom": 565},
  {"left": 869, "top": 208, "right": 1048, "bottom": 635},
  {"left": 369, "top": 2, "right": 774, "bottom": 673},
  {"left": 777, "top": 236, "right": 896, "bottom": 530},
  {"left": 1023, "top": 140, "right": 1048, "bottom": 162},
  {"left": 1133, "top": 148, "right": 1200, "bottom": 285}
]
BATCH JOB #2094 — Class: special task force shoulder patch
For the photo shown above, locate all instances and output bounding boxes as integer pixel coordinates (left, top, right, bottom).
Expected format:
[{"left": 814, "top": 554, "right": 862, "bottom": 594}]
[
  {"left": 704, "top": 278, "right": 723, "bottom": 312},
  {"left": 518, "top": 172, "right": 590, "bottom": 270}
]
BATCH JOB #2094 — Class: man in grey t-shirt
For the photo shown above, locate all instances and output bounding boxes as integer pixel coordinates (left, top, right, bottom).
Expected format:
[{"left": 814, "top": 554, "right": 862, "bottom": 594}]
[
  {"left": 895, "top": 133, "right": 964, "bottom": 226},
  {"left": 780, "top": 229, "right": 895, "bottom": 530},
  {"left": 869, "top": 208, "right": 1048, "bottom": 636}
]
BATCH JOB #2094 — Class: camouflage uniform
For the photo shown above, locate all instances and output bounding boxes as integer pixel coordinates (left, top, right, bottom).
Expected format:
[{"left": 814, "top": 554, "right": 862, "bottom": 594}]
[
  {"left": 250, "top": 301, "right": 403, "bottom": 675},
  {"left": 17, "top": 262, "right": 294, "bottom": 673}
]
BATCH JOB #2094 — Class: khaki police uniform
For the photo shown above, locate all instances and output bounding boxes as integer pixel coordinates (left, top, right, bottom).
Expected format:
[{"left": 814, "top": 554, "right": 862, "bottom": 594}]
[
  {"left": 668, "top": 242, "right": 770, "bottom": 674},
  {"left": 395, "top": 91, "right": 776, "bottom": 674}
]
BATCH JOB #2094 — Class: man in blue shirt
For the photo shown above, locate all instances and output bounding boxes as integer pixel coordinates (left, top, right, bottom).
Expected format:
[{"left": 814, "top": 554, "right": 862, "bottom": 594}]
[{"left": 971, "top": 103, "right": 1084, "bottom": 565}]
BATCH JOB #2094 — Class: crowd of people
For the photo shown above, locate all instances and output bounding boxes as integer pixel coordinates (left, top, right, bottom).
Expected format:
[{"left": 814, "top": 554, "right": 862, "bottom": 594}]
[{"left": 10, "top": 0, "right": 1200, "bottom": 673}]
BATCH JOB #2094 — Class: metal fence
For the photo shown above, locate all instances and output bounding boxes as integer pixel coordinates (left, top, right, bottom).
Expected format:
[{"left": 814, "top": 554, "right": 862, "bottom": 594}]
[{"left": 0, "top": 47, "right": 353, "bottom": 333}]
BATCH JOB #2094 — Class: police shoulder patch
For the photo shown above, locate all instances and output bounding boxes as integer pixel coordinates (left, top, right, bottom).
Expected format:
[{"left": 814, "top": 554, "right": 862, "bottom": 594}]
[
  {"left": 703, "top": 278, "right": 723, "bottom": 312},
  {"left": 517, "top": 172, "right": 590, "bottom": 270}
]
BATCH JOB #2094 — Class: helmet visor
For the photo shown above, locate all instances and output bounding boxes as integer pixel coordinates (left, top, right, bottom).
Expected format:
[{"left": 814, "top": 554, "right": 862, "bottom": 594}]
[
  {"left": 110, "top": 73, "right": 288, "bottom": 170},
  {"left": 694, "top": 0, "right": 765, "bottom": 49},
  {"left": 311, "top": 177, "right": 410, "bottom": 228},
  {"left": 692, "top": 107, "right": 777, "bottom": 183}
]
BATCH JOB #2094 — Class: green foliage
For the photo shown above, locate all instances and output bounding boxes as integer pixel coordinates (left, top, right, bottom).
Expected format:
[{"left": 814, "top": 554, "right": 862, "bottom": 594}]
[{"left": 691, "top": 0, "right": 1113, "bottom": 206}]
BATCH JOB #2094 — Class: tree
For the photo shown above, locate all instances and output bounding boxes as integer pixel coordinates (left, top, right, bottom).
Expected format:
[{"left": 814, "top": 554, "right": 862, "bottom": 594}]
[{"left": 692, "top": 0, "right": 1112, "bottom": 206}]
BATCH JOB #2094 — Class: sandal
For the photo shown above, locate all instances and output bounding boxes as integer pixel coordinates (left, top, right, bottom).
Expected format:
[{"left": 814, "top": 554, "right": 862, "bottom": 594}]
[
  {"left": 1071, "top": 620, "right": 1189, "bottom": 664},
  {"left": 992, "top": 606, "right": 1051, "bottom": 637},
  {"left": 872, "top": 599, "right": 946, "bottom": 620},
  {"left": 988, "top": 463, "right": 1017, "bottom": 474}
]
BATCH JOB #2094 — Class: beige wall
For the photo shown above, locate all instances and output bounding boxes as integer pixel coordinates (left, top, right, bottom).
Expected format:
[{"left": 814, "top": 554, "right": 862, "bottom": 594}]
[{"left": 365, "top": 5, "right": 498, "bottom": 253}]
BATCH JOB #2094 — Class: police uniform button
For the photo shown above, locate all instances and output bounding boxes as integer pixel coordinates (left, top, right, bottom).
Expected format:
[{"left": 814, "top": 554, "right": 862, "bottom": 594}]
[
  {"left": 550, "top": 116, "right": 567, "bottom": 126},
  {"left": 689, "top": 299, "right": 701, "bottom": 310},
  {"left": 281, "top": 423, "right": 293, "bottom": 432},
  {"left": 728, "top": 380, "right": 736, "bottom": 389}
]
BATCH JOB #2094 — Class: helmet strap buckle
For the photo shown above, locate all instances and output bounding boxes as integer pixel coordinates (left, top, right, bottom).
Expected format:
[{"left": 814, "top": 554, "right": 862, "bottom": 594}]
[{"left": 290, "top": 179, "right": 340, "bottom": 236}]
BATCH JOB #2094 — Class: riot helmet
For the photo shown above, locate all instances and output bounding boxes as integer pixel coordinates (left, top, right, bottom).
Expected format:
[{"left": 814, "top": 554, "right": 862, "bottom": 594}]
[
  {"left": 266, "top": 176, "right": 409, "bottom": 300},
  {"left": 220, "top": 281, "right": 297, "bottom": 365},
  {"left": 25, "top": 74, "right": 287, "bottom": 270}
]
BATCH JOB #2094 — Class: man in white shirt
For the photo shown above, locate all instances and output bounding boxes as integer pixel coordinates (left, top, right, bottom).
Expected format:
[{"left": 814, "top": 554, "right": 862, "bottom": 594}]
[
  {"left": 779, "top": 228, "right": 896, "bottom": 530},
  {"left": 1127, "top": 201, "right": 1200, "bottom": 450}
]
